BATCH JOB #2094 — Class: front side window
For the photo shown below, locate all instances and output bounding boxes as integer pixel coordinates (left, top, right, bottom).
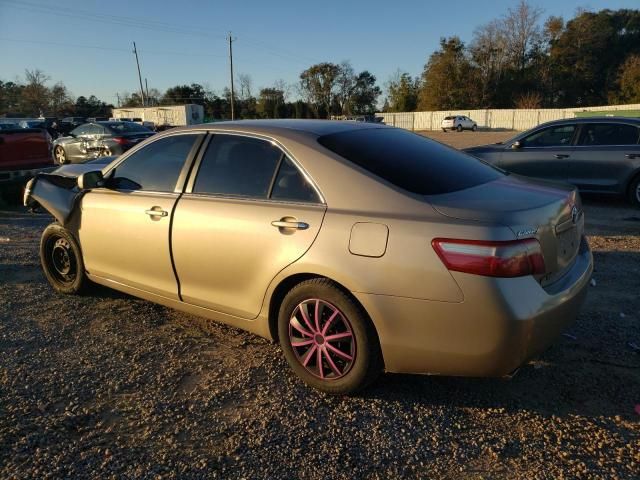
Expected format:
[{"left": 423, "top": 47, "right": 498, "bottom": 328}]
[
  {"left": 109, "top": 134, "right": 198, "bottom": 192},
  {"left": 193, "top": 135, "right": 282, "bottom": 198},
  {"left": 578, "top": 123, "right": 640, "bottom": 146},
  {"left": 521, "top": 125, "right": 576, "bottom": 147}
]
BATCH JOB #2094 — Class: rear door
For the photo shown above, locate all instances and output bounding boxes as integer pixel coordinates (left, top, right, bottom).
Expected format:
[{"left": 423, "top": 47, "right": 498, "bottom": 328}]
[
  {"left": 172, "top": 133, "right": 326, "bottom": 319},
  {"left": 499, "top": 124, "right": 576, "bottom": 182},
  {"left": 79, "top": 133, "right": 204, "bottom": 298},
  {"left": 568, "top": 122, "right": 640, "bottom": 194}
]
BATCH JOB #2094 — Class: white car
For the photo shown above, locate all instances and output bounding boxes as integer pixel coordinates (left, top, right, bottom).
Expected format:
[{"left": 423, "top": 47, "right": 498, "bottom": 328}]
[{"left": 442, "top": 115, "right": 477, "bottom": 132}]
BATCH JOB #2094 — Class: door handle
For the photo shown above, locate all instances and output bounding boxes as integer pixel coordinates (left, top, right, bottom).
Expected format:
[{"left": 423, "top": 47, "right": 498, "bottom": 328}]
[
  {"left": 625, "top": 154, "right": 639, "bottom": 159},
  {"left": 145, "top": 208, "right": 168, "bottom": 217},
  {"left": 554, "top": 154, "right": 569, "bottom": 159},
  {"left": 271, "top": 219, "right": 309, "bottom": 230}
]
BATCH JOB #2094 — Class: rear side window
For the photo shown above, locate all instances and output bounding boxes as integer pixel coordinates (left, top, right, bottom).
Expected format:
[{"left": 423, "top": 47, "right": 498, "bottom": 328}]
[
  {"left": 522, "top": 125, "right": 575, "bottom": 147},
  {"left": 193, "top": 135, "right": 282, "bottom": 198},
  {"left": 318, "top": 128, "right": 501, "bottom": 195},
  {"left": 110, "top": 134, "right": 198, "bottom": 191},
  {"left": 578, "top": 123, "right": 640, "bottom": 146},
  {"left": 271, "top": 156, "right": 320, "bottom": 203}
]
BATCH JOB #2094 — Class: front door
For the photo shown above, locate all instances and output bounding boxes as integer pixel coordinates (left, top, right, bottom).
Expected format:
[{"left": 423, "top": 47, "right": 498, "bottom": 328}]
[
  {"left": 78, "top": 133, "right": 204, "bottom": 299},
  {"left": 499, "top": 124, "right": 576, "bottom": 183},
  {"left": 172, "top": 133, "right": 326, "bottom": 319}
]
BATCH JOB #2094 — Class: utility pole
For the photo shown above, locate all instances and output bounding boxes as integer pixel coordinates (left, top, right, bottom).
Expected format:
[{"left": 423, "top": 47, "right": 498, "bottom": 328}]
[
  {"left": 116, "top": 93, "right": 121, "bottom": 108},
  {"left": 145, "top": 78, "right": 150, "bottom": 105},
  {"left": 132, "top": 41, "right": 146, "bottom": 107},
  {"left": 228, "top": 32, "right": 235, "bottom": 120}
]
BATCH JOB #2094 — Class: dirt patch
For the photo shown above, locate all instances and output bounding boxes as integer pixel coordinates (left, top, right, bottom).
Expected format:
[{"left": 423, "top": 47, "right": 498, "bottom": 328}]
[{"left": 418, "top": 130, "right": 518, "bottom": 149}]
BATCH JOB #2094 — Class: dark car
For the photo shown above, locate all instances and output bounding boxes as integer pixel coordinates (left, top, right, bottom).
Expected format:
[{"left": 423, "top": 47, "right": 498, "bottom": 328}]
[
  {"left": 464, "top": 117, "right": 640, "bottom": 206},
  {"left": 52, "top": 121, "right": 155, "bottom": 164}
]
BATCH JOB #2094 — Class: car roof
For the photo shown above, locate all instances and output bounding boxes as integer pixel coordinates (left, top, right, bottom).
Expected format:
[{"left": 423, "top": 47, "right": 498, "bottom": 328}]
[
  {"left": 175, "top": 119, "right": 389, "bottom": 137},
  {"left": 537, "top": 116, "right": 640, "bottom": 128}
]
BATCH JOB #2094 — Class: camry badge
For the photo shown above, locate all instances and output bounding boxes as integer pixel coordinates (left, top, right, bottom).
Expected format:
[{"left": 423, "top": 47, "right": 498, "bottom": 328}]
[{"left": 516, "top": 228, "right": 538, "bottom": 238}]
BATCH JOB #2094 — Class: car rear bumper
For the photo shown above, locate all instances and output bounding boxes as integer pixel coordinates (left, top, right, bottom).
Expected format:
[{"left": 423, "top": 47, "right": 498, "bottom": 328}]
[{"left": 354, "top": 238, "right": 593, "bottom": 376}]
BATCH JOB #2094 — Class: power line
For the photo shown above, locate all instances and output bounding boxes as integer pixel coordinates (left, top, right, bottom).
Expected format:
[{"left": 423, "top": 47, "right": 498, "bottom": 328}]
[
  {"left": 1, "top": 0, "right": 321, "bottom": 66},
  {"left": 0, "top": 37, "right": 226, "bottom": 58}
]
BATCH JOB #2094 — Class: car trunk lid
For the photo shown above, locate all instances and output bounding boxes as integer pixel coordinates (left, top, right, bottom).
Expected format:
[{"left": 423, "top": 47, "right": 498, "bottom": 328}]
[{"left": 428, "top": 175, "right": 584, "bottom": 281}]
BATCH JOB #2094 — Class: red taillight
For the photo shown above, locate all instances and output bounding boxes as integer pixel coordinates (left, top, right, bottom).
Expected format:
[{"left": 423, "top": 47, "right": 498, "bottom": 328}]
[
  {"left": 432, "top": 238, "right": 546, "bottom": 278},
  {"left": 112, "top": 137, "right": 130, "bottom": 145}
]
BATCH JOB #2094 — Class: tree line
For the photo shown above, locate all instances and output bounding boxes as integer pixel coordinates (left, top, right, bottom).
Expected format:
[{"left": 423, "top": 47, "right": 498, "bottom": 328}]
[
  {"left": 1, "top": 3, "right": 639, "bottom": 120},
  {"left": 385, "top": 4, "right": 640, "bottom": 112}
]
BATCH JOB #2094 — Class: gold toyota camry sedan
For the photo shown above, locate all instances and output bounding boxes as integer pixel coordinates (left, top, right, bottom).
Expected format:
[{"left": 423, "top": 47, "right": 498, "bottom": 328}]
[{"left": 24, "top": 120, "right": 593, "bottom": 394}]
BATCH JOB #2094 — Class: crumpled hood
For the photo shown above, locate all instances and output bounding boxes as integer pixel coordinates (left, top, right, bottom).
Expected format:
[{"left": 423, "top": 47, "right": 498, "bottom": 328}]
[{"left": 51, "top": 156, "right": 116, "bottom": 178}]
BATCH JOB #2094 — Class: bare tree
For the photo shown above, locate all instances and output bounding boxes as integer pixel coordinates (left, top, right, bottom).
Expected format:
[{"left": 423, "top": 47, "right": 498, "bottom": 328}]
[
  {"left": 501, "top": 0, "right": 543, "bottom": 71},
  {"left": 470, "top": 20, "right": 509, "bottom": 107},
  {"left": 22, "top": 69, "right": 50, "bottom": 115},
  {"left": 273, "top": 79, "right": 291, "bottom": 102},
  {"left": 515, "top": 91, "right": 543, "bottom": 108},
  {"left": 237, "top": 73, "right": 253, "bottom": 100},
  {"left": 335, "top": 60, "right": 356, "bottom": 115}
]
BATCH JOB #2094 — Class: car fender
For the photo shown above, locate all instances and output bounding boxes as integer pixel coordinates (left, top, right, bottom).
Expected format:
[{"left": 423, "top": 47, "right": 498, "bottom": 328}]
[{"left": 23, "top": 160, "right": 110, "bottom": 226}]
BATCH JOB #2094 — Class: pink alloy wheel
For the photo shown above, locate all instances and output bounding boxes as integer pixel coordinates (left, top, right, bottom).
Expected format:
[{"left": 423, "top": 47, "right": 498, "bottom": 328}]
[{"left": 288, "top": 299, "right": 356, "bottom": 380}]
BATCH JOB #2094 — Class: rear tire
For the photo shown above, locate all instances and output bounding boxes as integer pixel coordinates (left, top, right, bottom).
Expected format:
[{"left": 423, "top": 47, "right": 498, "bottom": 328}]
[
  {"left": 456, "top": 124, "right": 463, "bottom": 132},
  {"left": 628, "top": 175, "right": 640, "bottom": 207},
  {"left": 472, "top": 124, "right": 477, "bottom": 132},
  {"left": 442, "top": 128, "right": 447, "bottom": 132},
  {"left": 278, "top": 278, "right": 382, "bottom": 394},
  {"left": 40, "top": 223, "right": 90, "bottom": 294}
]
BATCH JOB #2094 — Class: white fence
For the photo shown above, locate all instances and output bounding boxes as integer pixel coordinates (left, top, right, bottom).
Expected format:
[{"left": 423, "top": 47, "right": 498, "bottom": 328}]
[{"left": 376, "top": 103, "right": 640, "bottom": 131}]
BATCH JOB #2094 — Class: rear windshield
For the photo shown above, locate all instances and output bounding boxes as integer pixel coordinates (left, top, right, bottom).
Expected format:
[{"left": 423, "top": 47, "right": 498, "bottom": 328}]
[
  {"left": 444, "top": 116, "right": 454, "bottom": 120},
  {"left": 318, "top": 128, "right": 501, "bottom": 195}
]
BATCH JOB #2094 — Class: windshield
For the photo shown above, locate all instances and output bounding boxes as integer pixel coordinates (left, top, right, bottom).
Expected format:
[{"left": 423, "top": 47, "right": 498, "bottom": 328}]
[
  {"left": 103, "top": 121, "right": 151, "bottom": 133},
  {"left": 318, "top": 128, "right": 502, "bottom": 195}
]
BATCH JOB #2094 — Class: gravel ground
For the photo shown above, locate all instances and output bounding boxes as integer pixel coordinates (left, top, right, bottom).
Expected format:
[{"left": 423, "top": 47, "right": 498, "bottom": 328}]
[
  {"left": 418, "top": 130, "right": 518, "bottom": 149},
  {"left": 1, "top": 132, "right": 639, "bottom": 478}
]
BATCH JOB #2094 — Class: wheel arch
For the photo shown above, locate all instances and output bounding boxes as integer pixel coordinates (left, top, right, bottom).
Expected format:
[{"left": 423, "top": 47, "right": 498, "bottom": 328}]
[
  {"left": 267, "top": 273, "right": 381, "bottom": 352},
  {"left": 625, "top": 168, "right": 640, "bottom": 200}
]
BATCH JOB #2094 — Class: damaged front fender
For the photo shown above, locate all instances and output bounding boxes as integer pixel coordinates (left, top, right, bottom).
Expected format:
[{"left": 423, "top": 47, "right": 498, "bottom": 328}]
[
  {"left": 24, "top": 173, "right": 83, "bottom": 226},
  {"left": 23, "top": 158, "right": 114, "bottom": 225}
]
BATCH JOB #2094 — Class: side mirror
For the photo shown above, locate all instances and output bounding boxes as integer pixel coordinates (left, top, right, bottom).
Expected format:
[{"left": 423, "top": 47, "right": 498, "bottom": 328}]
[
  {"left": 77, "top": 170, "right": 104, "bottom": 190},
  {"left": 511, "top": 140, "right": 522, "bottom": 149}
]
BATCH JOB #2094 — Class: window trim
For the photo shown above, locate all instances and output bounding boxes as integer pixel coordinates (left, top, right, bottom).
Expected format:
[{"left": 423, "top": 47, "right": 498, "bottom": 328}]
[
  {"left": 183, "top": 131, "right": 325, "bottom": 205},
  {"left": 102, "top": 131, "right": 206, "bottom": 194}
]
